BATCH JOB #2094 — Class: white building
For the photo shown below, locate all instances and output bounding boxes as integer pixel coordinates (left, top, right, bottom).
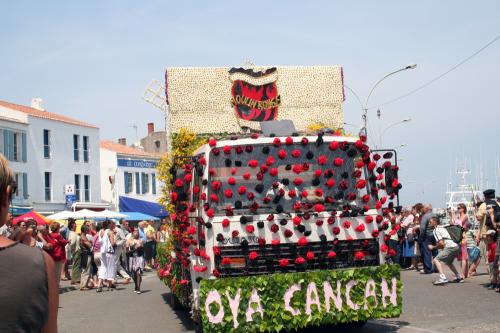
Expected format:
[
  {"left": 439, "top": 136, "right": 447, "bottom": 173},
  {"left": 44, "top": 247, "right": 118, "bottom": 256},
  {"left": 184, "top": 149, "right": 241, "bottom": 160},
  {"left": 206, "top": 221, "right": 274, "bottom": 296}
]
[
  {"left": 0, "top": 99, "right": 102, "bottom": 214},
  {"left": 100, "top": 140, "right": 162, "bottom": 213}
]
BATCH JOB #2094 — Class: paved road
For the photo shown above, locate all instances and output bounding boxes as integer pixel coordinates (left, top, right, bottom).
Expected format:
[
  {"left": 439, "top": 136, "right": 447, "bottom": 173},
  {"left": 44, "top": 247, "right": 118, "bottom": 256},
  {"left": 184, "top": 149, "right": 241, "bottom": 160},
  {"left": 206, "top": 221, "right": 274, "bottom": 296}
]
[{"left": 59, "top": 268, "right": 500, "bottom": 333}]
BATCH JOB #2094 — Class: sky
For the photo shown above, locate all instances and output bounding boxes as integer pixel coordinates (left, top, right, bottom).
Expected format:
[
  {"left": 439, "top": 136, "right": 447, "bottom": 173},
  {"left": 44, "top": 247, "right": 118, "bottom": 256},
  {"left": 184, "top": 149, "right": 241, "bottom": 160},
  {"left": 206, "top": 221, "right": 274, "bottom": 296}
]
[{"left": 1, "top": 0, "right": 499, "bottom": 207}]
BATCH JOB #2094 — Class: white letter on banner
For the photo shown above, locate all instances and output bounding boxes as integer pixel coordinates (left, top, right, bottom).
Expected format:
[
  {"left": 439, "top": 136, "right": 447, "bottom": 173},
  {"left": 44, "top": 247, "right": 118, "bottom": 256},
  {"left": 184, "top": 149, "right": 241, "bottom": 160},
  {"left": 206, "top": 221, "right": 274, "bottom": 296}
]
[
  {"left": 205, "top": 290, "right": 224, "bottom": 324},
  {"left": 284, "top": 283, "right": 301, "bottom": 316},
  {"left": 381, "top": 278, "right": 398, "bottom": 308},
  {"left": 225, "top": 289, "right": 241, "bottom": 329},
  {"left": 305, "top": 282, "right": 321, "bottom": 316},
  {"left": 364, "top": 279, "right": 378, "bottom": 309},
  {"left": 323, "top": 280, "right": 343, "bottom": 312},
  {"left": 245, "top": 288, "right": 264, "bottom": 322},
  {"left": 346, "top": 280, "right": 360, "bottom": 310}
]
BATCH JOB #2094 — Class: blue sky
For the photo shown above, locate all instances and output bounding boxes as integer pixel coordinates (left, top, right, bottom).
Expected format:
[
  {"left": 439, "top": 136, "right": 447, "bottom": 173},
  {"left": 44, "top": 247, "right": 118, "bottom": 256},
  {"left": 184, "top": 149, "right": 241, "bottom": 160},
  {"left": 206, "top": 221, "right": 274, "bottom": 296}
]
[{"left": 1, "top": 0, "right": 499, "bottom": 207}]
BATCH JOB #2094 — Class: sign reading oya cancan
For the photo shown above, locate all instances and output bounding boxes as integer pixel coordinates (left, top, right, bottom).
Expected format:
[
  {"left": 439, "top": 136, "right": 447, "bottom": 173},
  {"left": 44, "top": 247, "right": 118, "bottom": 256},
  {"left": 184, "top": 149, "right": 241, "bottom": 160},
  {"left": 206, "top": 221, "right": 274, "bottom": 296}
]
[
  {"left": 117, "top": 158, "right": 157, "bottom": 169},
  {"left": 199, "top": 265, "right": 401, "bottom": 332}
]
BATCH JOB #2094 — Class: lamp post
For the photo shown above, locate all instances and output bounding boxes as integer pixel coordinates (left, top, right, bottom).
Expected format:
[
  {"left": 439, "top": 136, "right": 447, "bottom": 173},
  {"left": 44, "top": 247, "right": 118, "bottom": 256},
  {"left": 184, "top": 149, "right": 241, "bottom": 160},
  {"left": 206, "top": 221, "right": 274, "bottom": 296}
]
[
  {"left": 345, "top": 64, "right": 417, "bottom": 139},
  {"left": 379, "top": 118, "right": 412, "bottom": 147}
]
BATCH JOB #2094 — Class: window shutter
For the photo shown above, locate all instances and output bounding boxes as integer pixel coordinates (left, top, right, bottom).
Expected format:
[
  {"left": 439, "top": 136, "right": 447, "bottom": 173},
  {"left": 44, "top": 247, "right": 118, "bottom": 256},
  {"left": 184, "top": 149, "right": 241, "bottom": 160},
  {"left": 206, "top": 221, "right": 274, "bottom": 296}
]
[
  {"left": 22, "top": 173, "right": 28, "bottom": 199},
  {"left": 152, "top": 173, "right": 156, "bottom": 195},
  {"left": 124, "top": 173, "right": 129, "bottom": 193},
  {"left": 3, "top": 130, "right": 10, "bottom": 160},
  {"left": 9, "top": 131, "right": 15, "bottom": 161},
  {"left": 21, "top": 133, "right": 27, "bottom": 162},
  {"left": 141, "top": 173, "right": 146, "bottom": 194}
]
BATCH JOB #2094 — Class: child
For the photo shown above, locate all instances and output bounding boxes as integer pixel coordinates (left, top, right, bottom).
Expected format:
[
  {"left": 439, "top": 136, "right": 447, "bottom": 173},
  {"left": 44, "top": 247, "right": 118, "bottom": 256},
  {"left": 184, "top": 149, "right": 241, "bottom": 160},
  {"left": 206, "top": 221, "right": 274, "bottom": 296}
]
[
  {"left": 485, "top": 229, "right": 497, "bottom": 290},
  {"left": 465, "top": 223, "right": 481, "bottom": 276}
]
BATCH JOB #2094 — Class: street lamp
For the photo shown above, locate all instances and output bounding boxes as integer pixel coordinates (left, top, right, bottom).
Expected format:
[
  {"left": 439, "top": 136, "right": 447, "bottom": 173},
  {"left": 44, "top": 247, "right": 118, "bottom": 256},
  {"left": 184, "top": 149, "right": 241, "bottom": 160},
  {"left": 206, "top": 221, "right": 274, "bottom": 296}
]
[
  {"left": 379, "top": 118, "right": 412, "bottom": 147},
  {"left": 345, "top": 64, "right": 417, "bottom": 139}
]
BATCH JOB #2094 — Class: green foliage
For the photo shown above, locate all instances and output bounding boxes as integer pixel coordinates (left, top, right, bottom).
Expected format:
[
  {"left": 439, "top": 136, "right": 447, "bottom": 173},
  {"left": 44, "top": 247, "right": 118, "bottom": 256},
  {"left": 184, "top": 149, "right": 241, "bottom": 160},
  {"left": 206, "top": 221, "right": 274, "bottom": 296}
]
[{"left": 199, "top": 265, "right": 402, "bottom": 332}]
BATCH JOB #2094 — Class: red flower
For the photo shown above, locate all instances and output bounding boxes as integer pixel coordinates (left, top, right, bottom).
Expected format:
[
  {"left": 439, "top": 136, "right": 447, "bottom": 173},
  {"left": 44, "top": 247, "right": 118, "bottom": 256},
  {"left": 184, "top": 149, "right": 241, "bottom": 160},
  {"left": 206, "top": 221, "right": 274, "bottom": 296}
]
[
  {"left": 231, "top": 230, "right": 239, "bottom": 238},
  {"left": 355, "top": 140, "right": 364, "bottom": 149},
  {"left": 243, "top": 173, "right": 251, "bottom": 180},
  {"left": 170, "top": 192, "right": 178, "bottom": 202},
  {"left": 306, "top": 251, "right": 315, "bottom": 261},
  {"left": 279, "top": 258, "right": 289, "bottom": 267},
  {"left": 354, "top": 251, "right": 365, "bottom": 260},
  {"left": 272, "top": 239, "right": 280, "bottom": 246},
  {"left": 368, "top": 161, "right": 376, "bottom": 171},
  {"left": 266, "top": 214, "right": 274, "bottom": 221},
  {"left": 356, "top": 179, "right": 367, "bottom": 189},
  {"left": 270, "top": 224, "right": 279, "bottom": 233},
  {"left": 248, "top": 160, "right": 258, "bottom": 168},
  {"left": 326, "top": 179, "right": 335, "bottom": 188},
  {"left": 292, "top": 164, "right": 303, "bottom": 174},
  {"left": 356, "top": 160, "right": 364, "bottom": 169},
  {"left": 333, "top": 158, "right": 344, "bottom": 167},
  {"left": 285, "top": 137, "right": 294, "bottom": 145},
  {"left": 284, "top": 229, "right": 293, "bottom": 238},
  {"left": 230, "top": 167, "right": 237, "bottom": 175},
  {"left": 293, "top": 201, "right": 302, "bottom": 211},
  {"left": 273, "top": 138, "right": 281, "bottom": 147},
  {"left": 187, "top": 226, "right": 196, "bottom": 235},
  {"left": 376, "top": 215, "right": 383, "bottom": 223},
  {"left": 332, "top": 226, "right": 341, "bottom": 235},
  {"left": 224, "top": 189, "right": 233, "bottom": 198},
  {"left": 266, "top": 156, "right": 275, "bottom": 166},
  {"left": 298, "top": 236, "right": 308, "bottom": 246},
  {"left": 328, "top": 251, "right": 337, "bottom": 259},
  {"left": 199, "top": 156, "right": 207, "bottom": 165},
  {"left": 222, "top": 219, "right": 230, "bottom": 228},
  {"left": 365, "top": 216, "right": 374, "bottom": 223},
  {"left": 208, "top": 138, "right": 217, "bottom": 147},
  {"left": 206, "top": 209, "right": 214, "bottom": 218},
  {"left": 295, "top": 256, "right": 306, "bottom": 265},
  {"left": 278, "top": 149, "right": 287, "bottom": 159},
  {"left": 329, "top": 141, "right": 339, "bottom": 150},
  {"left": 388, "top": 249, "right": 396, "bottom": 257},
  {"left": 293, "top": 178, "right": 303, "bottom": 186},
  {"left": 381, "top": 196, "right": 387, "bottom": 204},
  {"left": 179, "top": 279, "right": 188, "bottom": 285},
  {"left": 372, "top": 230, "right": 380, "bottom": 237},
  {"left": 314, "top": 203, "right": 324, "bottom": 213},
  {"left": 315, "top": 219, "right": 324, "bottom": 226},
  {"left": 184, "top": 173, "right": 192, "bottom": 183},
  {"left": 376, "top": 201, "right": 382, "bottom": 209},
  {"left": 301, "top": 190, "right": 308, "bottom": 198},
  {"left": 228, "top": 177, "right": 236, "bottom": 185},
  {"left": 258, "top": 238, "right": 266, "bottom": 246},
  {"left": 328, "top": 217, "right": 335, "bottom": 225},
  {"left": 247, "top": 192, "right": 255, "bottom": 200},
  {"left": 292, "top": 149, "right": 301, "bottom": 158},
  {"left": 249, "top": 251, "right": 258, "bottom": 261},
  {"left": 211, "top": 180, "right": 221, "bottom": 191},
  {"left": 238, "top": 186, "right": 246, "bottom": 195},
  {"left": 347, "top": 192, "right": 357, "bottom": 201},
  {"left": 314, "top": 169, "right": 322, "bottom": 178},
  {"left": 269, "top": 168, "right": 278, "bottom": 177},
  {"left": 315, "top": 189, "right": 323, "bottom": 197},
  {"left": 373, "top": 153, "right": 381, "bottom": 161},
  {"left": 175, "top": 179, "right": 184, "bottom": 187},
  {"left": 293, "top": 216, "right": 302, "bottom": 226},
  {"left": 380, "top": 244, "right": 388, "bottom": 253},
  {"left": 200, "top": 193, "right": 207, "bottom": 201},
  {"left": 355, "top": 224, "right": 365, "bottom": 232},
  {"left": 391, "top": 178, "right": 399, "bottom": 188},
  {"left": 210, "top": 194, "right": 219, "bottom": 203},
  {"left": 260, "top": 165, "right": 268, "bottom": 173},
  {"left": 362, "top": 194, "right": 370, "bottom": 203},
  {"left": 318, "top": 155, "right": 327, "bottom": 165},
  {"left": 212, "top": 269, "right": 221, "bottom": 278},
  {"left": 343, "top": 221, "right": 351, "bottom": 229},
  {"left": 288, "top": 190, "right": 297, "bottom": 198},
  {"left": 246, "top": 225, "right": 255, "bottom": 233},
  {"left": 221, "top": 257, "right": 231, "bottom": 265},
  {"left": 223, "top": 145, "right": 231, "bottom": 154}
]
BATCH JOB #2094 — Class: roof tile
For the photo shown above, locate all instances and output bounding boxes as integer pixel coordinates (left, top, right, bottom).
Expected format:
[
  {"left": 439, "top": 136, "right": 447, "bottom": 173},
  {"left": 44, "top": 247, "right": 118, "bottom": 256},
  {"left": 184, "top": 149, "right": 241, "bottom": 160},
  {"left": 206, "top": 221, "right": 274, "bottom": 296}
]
[{"left": 100, "top": 141, "right": 162, "bottom": 158}]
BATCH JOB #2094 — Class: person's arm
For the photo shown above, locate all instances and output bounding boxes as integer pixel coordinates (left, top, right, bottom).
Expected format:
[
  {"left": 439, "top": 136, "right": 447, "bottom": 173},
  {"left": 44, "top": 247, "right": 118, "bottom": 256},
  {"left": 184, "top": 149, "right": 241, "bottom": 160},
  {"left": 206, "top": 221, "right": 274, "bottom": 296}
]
[
  {"left": 108, "top": 231, "right": 116, "bottom": 247},
  {"left": 42, "top": 251, "right": 59, "bottom": 333}
]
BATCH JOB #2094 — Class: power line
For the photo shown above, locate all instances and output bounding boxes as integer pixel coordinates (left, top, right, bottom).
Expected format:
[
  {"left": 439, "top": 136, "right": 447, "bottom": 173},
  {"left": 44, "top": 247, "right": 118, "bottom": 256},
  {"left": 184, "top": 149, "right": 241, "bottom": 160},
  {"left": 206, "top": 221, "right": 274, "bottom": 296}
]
[{"left": 369, "top": 34, "right": 500, "bottom": 109}]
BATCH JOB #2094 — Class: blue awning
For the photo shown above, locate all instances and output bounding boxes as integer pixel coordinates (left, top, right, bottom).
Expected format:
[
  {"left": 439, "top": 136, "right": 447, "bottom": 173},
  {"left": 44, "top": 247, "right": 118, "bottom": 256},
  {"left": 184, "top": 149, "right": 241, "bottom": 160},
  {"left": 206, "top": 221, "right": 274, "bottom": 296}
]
[
  {"left": 120, "top": 212, "right": 160, "bottom": 221},
  {"left": 118, "top": 196, "right": 168, "bottom": 218}
]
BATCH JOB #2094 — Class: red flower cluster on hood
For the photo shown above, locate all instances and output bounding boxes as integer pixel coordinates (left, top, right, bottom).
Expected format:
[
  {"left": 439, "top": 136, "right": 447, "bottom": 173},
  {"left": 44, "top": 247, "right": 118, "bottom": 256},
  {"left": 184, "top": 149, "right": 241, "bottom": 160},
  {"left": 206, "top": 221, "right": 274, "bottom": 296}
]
[
  {"left": 365, "top": 216, "right": 374, "bottom": 223},
  {"left": 248, "top": 160, "right": 258, "bottom": 168},
  {"left": 279, "top": 258, "right": 289, "bottom": 267},
  {"left": 306, "top": 251, "right": 315, "bottom": 261},
  {"left": 295, "top": 257, "right": 306, "bottom": 265},
  {"left": 292, "top": 216, "right": 302, "bottom": 226},
  {"left": 328, "top": 251, "right": 337, "bottom": 259},
  {"left": 249, "top": 251, "right": 258, "bottom": 261},
  {"left": 354, "top": 251, "right": 365, "bottom": 260},
  {"left": 278, "top": 149, "right": 287, "bottom": 159},
  {"left": 298, "top": 236, "right": 308, "bottom": 246},
  {"left": 342, "top": 221, "right": 351, "bottom": 229},
  {"left": 292, "top": 149, "right": 301, "bottom": 158},
  {"left": 223, "top": 145, "right": 231, "bottom": 154},
  {"left": 208, "top": 138, "right": 217, "bottom": 147},
  {"left": 245, "top": 225, "right": 255, "bottom": 233},
  {"left": 329, "top": 141, "right": 339, "bottom": 150},
  {"left": 333, "top": 157, "right": 344, "bottom": 167},
  {"left": 355, "top": 224, "right": 365, "bottom": 232},
  {"left": 222, "top": 219, "right": 230, "bottom": 228}
]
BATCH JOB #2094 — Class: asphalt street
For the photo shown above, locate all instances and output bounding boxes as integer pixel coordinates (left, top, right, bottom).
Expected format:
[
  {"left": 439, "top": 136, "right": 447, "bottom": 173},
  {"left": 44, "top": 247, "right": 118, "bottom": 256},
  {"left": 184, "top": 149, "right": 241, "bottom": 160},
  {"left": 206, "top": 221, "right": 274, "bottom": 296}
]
[{"left": 59, "top": 267, "right": 500, "bottom": 333}]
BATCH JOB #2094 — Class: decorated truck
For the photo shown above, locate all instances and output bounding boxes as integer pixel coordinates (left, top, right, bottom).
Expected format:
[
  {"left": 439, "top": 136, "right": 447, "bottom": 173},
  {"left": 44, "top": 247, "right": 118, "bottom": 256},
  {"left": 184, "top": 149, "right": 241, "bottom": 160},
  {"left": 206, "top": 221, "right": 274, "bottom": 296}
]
[{"left": 157, "top": 66, "right": 403, "bottom": 332}]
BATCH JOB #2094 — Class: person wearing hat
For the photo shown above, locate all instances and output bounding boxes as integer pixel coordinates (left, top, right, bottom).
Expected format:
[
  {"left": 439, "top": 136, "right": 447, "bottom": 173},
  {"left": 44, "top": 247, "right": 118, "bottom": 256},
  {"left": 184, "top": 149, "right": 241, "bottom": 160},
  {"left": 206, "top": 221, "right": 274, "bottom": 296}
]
[
  {"left": 485, "top": 229, "right": 498, "bottom": 290},
  {"left": 476, "top": 189, "right": 500, "bottom": 266}
]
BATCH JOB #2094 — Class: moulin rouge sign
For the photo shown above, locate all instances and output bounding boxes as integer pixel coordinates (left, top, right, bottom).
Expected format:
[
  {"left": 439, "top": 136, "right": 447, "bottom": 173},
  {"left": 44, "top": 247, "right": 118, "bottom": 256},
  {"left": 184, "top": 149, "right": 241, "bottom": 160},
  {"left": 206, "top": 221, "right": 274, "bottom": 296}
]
[
  {"left": 229, "top": 67, "right": 281, "bottom": 122},
  {"left": 200, "top": 267, "right": 401, "bottom": 331}
]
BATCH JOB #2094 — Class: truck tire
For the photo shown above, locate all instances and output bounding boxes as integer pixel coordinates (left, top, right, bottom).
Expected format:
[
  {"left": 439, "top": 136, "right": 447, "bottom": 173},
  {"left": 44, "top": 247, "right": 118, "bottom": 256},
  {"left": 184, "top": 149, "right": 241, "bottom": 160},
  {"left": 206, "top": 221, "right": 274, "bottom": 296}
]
[
  {"left": 169, "top": 292, "right": 182, "bottom": 311},
  {"left": 348, "top": 320, "right": 367, "bottom": 328}
]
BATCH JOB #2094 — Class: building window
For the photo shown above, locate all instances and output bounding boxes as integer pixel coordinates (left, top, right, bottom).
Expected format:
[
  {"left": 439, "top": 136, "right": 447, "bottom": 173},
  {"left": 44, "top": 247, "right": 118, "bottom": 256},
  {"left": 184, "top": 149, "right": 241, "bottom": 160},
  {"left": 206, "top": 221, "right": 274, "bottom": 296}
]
[
  {"left": 2, "top": 130, "right": 26, "bottom": 162},
  {"left": 43, "top": 129, "right": 50, "bottom": 158},
  {"left": 84, "top": 175, "right": 90, "bottom": 202},
  {"left": 83, "top": 136, "right": 89, "bottom": 163},
  {"left": 73, "top": 135, "right": 80, "bottom": 162},
  {"left": 135, "top": 172, "right": 140, "bottom": 194},
  {"left": 124, "top": 172, "right": 133, "bottom": 194},
  {"left": 151, "top": 173, "right": 156, "bottom": 195},
  {"left": 141, "top": 173, "right": 149, "bottom": 194},
  {"left": 75, "top": 174, "right": 81, "bottom": 201},
  {"left": 13, "top": 173, "right": 20, "bottom": 198},
  {"left": 44, "top": 172, "right": 51, "bottom": 201}
]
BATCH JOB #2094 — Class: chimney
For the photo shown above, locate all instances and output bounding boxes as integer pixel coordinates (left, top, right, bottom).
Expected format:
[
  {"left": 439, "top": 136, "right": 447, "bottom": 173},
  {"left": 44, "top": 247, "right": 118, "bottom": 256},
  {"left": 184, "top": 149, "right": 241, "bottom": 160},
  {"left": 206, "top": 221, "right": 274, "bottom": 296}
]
[
  {"left": 31, "top": 98, "right": 44, "bottom": 111},
  {"left": 118, "top": 138, "right": 127, "bottom": 145},
  {"left": 147, "top": 122, "right": 155, "bottom": 135}
]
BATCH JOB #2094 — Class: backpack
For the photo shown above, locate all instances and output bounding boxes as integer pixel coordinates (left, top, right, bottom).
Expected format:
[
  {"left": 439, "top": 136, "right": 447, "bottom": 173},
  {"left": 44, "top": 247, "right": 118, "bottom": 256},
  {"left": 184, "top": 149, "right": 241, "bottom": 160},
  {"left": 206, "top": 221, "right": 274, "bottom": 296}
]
[{"left": 444, "top": 225, "right": 464, "bottom": 244}]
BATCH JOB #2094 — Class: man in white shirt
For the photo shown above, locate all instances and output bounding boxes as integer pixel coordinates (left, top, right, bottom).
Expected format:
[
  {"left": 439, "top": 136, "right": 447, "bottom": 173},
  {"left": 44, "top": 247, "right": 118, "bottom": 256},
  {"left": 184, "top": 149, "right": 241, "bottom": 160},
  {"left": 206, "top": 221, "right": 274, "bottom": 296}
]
[{"left": 427, "top": 216, "right": 463, "bottom": 285}]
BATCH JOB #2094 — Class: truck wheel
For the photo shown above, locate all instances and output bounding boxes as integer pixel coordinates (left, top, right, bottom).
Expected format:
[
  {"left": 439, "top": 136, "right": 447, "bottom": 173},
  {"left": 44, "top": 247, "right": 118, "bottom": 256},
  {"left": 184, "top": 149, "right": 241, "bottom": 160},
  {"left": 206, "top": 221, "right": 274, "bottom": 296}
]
[
  {"left": 169, "top": 293, "right": 182, "bottom": 311},
  {"left": 349, "top": 320, "right": 367, "bottom": 328}
]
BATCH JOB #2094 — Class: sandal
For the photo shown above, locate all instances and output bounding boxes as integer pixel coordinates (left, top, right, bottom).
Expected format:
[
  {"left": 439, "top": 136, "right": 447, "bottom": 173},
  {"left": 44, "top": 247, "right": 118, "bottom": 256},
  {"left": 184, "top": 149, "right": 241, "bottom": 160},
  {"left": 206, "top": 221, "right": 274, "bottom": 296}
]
[{"left": 96, "top": 287, "right": 102, "bottom": 293}]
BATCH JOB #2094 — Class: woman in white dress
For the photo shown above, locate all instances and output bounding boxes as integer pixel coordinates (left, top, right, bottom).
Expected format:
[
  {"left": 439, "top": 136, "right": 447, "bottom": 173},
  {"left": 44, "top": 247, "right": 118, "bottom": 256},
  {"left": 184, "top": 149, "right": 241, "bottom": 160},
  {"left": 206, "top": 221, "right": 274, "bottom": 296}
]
[
  {"left": 126, "top": 227, "right": 144, "bottom": 294},
  {"left": 96, "top": 220, "right": 116, "bottom": 292}
]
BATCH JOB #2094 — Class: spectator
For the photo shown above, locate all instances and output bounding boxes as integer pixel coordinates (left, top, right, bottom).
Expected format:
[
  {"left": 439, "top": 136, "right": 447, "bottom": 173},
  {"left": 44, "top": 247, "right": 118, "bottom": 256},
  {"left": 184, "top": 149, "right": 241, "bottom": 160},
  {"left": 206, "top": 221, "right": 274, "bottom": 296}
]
[
  {"left": 96, "top": 220, "right": 117, "bottom": 292},
  {"left": 465, "top": 222, "right": 481, "bottom": 276},
  {"left": 111, "top": 220, "right": 131, "bottom": 284},
  {"left": 0, "top": 153, "right": 58, "bottom": 333},
  {"left": 79, "top": 225, "right": 94, "bottom": 291},
  {"left": 68, "top": 219, "right": 81, "bottom": 285},
  {"left": 485, "top": 229, "right": 497, "bottom": 290},
  {"left": 411, "top": 203, "right": 424, "bottom": 271},
  {"left": 452, "top": 203, "right": 469, "bottom": 278},
  {"left": 127, "top": 227, "right": 145, "bottom": 294},
  {"left": 157, "top": 223, "right": 169, "bottom": 243},
  {"left": 386, "top": 213, "right": 401, "bottom": 265},
  {"left": 427, "top": 216, "right": 463, "bottom": 285},
  {"left": 418, "top": 204, "right": 435, "bottom": 274},
  {"left": 476, "top": 189, "right": 499, "bottom": 268},
  {"left": 145, "top": 220, "right": 157, "bottom": 268},
  {"left": 0, "top": 212, "right": 13, "bottom": 237},
  {"left": 401, "top": 206, "right": 417, "bottom": 269},
  {"left": 47, "top": 222, "right": 69, "bottom": 287},
  {"left": 92, "top": 224, "right": 103, "bottom": 291}
]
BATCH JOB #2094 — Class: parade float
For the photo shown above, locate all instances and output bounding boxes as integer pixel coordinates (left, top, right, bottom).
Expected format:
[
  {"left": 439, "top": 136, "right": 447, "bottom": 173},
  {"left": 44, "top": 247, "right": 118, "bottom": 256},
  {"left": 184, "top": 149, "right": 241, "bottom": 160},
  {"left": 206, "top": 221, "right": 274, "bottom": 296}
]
[{"left": 156, "top": 66, "right": 403, "bottom": 332}]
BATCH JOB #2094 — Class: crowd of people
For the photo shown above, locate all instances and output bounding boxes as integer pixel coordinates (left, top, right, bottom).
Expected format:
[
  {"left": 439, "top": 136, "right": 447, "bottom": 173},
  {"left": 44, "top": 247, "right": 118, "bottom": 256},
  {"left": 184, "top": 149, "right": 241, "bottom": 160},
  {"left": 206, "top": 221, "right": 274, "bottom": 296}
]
[
  {"left": 1, "top": 212, "right": 169, "bottom": 294},
  {"left": 386, "top": 189, "right": 500, "bottom": 290}
]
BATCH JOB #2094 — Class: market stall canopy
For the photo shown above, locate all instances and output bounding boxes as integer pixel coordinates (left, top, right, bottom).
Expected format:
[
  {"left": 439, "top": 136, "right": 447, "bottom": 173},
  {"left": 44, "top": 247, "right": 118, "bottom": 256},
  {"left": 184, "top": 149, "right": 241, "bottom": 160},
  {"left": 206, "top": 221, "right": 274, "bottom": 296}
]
[
  {"left": 46, "top": 210, "right": 75, "bottom": 220},
  {"left": 120, "top": 212, "right": 160, "bottom": 221},
  {"left": 95, "top": 210, "right": 127, "bottom": 219},
  {"left": 71, "top": 209, "right": 102, "bottom": 219},
  {"left": 119, "top": 196, "right": 168, "bottom": 218},
  {"left": 12, "top": 211, "right": 49, "bottom": 226}
]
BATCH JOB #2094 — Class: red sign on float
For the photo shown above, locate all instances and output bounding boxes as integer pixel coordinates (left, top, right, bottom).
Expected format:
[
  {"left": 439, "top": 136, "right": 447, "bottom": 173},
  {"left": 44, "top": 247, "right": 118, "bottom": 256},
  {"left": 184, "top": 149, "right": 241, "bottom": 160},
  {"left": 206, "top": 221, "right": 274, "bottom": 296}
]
[{"left": 229, "top": 67, "right": 281, "bottom": 122}]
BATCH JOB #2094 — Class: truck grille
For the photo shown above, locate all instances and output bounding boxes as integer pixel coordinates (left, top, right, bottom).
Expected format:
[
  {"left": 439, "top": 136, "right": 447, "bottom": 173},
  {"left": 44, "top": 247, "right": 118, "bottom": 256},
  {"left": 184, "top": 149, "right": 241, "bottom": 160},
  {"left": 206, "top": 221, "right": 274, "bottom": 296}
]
[{"left": 215, "top": 239, "right": 380, "bottom": 277}]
